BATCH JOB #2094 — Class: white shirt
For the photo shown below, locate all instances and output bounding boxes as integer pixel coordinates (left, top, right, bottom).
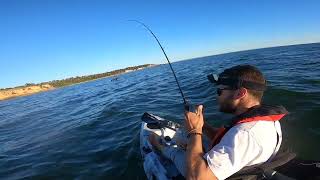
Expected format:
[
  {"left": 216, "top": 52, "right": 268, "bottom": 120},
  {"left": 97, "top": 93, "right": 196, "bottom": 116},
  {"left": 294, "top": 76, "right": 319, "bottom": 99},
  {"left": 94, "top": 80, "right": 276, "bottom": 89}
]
[{"left": 203, "top": 121, "right": 281, "bottom": 180}]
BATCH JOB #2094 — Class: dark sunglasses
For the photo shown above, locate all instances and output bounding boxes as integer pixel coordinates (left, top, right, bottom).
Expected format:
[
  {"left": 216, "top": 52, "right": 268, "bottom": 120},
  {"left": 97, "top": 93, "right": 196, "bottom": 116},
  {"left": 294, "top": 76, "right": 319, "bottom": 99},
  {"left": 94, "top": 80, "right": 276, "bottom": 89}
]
[{"left": 217, "top": 87, "right": 234, "bottom": 96}]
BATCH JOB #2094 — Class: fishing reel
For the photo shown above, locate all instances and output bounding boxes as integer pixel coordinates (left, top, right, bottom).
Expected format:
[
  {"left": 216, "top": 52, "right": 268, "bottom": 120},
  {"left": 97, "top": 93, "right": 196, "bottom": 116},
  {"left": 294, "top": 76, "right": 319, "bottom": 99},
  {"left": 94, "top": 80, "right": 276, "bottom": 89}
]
[{"left": 184, "top": 102, "right": 201, "bottom": 114}]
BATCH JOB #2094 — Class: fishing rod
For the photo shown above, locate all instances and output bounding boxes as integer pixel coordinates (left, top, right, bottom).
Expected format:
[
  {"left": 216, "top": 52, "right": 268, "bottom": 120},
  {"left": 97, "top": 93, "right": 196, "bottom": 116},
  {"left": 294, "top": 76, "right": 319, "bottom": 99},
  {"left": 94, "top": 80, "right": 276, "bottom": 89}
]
[{"left": 129, "top": 20, "right": 190, "bottom": 111}]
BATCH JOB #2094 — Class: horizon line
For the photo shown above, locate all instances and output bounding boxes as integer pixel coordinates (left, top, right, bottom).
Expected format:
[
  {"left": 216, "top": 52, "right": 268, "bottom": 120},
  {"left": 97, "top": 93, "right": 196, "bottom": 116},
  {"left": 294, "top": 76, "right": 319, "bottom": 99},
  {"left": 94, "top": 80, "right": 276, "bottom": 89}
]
[
  {"left": 2, "top": 41, "right": 319, "bottom": 89},
  {"left": 174, "top": 41, "right": 320, "bottom": 63}
]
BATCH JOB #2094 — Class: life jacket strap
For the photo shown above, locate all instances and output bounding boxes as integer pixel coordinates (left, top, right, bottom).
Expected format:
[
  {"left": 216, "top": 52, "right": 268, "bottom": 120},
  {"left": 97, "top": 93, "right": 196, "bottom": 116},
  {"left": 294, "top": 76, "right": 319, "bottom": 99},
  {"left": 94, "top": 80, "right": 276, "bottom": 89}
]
[
  {"left": 267, "top": 121, "right": 282, "bottom": 162},
  {"left": 210, "top": 127, "right": 228, "bottom": 149}
]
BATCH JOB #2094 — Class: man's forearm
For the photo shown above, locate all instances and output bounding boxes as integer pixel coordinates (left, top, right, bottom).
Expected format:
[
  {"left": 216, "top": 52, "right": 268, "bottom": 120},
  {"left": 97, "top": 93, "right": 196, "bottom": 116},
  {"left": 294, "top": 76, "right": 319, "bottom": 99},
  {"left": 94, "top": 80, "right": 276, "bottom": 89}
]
[
  {"left": 186, "top": 134, "right": 204, "bottom": 179},
  {"left": 186, "top": 134, "right": 217, "bottom": 180},
  {"left": 184, "top": 106, "right": 217, "bottom": 180}
]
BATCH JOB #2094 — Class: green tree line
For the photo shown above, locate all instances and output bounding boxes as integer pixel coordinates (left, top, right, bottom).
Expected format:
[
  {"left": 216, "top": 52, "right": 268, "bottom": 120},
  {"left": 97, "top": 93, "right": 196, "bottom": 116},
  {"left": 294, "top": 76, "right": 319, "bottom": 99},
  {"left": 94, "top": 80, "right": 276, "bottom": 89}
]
[{"left": 1, "top": 64, "right": 155, "bottom": 90}]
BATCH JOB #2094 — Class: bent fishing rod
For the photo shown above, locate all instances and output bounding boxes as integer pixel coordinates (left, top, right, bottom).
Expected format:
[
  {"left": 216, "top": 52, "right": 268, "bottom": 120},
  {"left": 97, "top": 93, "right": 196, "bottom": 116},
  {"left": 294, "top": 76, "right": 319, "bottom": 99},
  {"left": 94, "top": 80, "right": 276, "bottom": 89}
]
[{"left": 129, "top": 20, "right": 191, "bottom": 111}]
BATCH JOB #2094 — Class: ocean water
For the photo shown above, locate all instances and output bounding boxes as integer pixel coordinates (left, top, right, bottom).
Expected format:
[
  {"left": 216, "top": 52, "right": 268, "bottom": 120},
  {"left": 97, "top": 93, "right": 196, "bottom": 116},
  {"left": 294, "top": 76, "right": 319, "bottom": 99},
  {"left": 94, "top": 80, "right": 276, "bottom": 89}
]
[{"left": 0, "top": 43, "right": 319, "bottom": 179}]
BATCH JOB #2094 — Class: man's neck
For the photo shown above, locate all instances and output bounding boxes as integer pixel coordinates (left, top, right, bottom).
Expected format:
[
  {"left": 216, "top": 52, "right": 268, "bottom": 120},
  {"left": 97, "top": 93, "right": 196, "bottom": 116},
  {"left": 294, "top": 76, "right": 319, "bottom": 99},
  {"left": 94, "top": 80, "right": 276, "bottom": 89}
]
[{"left": 234, "top": 101, "right": 260, "bottom": 116}]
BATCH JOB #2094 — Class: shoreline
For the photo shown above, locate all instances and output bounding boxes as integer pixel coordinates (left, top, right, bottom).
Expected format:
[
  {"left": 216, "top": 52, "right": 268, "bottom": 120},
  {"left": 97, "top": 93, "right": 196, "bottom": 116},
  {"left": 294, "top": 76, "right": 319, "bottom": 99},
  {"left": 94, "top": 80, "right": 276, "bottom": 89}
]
[
  {"left": 0, "top": 64, "right": 157, "bottom": 101},
  {"left": 0, "top": 84, "right": 55, "bottom": 101}
]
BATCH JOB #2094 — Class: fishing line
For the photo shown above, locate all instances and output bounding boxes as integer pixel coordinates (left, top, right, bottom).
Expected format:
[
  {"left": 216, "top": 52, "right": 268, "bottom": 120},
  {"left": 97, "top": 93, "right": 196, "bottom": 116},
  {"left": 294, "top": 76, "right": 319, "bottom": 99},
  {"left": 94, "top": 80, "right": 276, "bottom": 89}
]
[{"left": 129, "top": 20, "right": 190, "bottom": 110}]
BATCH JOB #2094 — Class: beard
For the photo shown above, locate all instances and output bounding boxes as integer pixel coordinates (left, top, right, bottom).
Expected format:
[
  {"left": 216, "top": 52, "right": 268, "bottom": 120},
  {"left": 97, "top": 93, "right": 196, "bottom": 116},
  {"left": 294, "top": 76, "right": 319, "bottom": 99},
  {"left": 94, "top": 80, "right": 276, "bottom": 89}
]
[{"left": 219, "top": 99, "right": 237, "bottom": 114}]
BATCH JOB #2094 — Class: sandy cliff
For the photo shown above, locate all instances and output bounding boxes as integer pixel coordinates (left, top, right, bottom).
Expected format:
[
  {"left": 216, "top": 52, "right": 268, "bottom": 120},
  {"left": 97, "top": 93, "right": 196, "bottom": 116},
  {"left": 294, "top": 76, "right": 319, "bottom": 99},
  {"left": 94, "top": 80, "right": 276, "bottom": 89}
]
[{"left": 0, "top": 84, "right": 54, "bottom": 101}]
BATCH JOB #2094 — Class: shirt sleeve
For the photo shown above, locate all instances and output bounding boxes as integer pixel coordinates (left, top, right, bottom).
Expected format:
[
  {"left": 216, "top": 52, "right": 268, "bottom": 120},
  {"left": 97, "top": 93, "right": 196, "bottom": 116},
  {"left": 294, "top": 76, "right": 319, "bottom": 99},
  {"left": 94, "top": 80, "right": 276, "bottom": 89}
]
[{"left": 203, "top": 127, "right": 262, "bottom": 180}]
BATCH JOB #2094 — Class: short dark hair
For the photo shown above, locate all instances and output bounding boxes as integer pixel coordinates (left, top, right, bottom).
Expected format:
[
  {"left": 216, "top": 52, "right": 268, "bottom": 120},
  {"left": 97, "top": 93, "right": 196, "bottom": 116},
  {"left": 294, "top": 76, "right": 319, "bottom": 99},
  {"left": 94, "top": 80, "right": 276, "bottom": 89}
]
[{"left": 221, "top": 65, "right": 266, "bottom": 102}]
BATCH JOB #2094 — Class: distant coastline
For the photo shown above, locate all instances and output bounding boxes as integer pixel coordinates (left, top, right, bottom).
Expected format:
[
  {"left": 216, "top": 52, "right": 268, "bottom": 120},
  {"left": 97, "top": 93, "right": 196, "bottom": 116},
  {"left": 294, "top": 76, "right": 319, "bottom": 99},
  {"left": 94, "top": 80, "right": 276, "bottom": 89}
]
[{"left": 0, "top": 64, "right": 156, "bottom": 101}]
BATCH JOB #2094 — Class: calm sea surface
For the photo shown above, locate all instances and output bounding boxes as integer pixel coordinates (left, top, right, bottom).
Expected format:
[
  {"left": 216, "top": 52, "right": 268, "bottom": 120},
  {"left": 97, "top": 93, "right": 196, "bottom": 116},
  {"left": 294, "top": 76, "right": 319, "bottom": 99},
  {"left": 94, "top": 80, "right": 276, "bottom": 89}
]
[{"left": 0, "top": 43, "right": 319, "bottom": 179}]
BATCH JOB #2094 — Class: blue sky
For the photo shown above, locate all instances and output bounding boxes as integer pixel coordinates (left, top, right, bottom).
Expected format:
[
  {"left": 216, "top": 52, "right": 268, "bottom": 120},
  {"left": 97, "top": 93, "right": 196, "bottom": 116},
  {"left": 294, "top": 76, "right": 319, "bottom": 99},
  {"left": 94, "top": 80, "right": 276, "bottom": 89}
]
[{"left": 1, "top": 0, "right": 320, "bottom": 88}]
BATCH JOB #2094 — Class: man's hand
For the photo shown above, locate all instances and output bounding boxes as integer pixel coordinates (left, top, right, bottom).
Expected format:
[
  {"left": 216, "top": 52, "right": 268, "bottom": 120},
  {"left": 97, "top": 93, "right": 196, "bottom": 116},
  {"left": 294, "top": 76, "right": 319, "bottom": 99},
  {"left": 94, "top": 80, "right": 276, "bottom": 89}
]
[
  {"left": 185, "top": 105, "right": 218, "bottom": 180},
  {"left": 184, "top": 105, "right": 204, "bottom": 133}
]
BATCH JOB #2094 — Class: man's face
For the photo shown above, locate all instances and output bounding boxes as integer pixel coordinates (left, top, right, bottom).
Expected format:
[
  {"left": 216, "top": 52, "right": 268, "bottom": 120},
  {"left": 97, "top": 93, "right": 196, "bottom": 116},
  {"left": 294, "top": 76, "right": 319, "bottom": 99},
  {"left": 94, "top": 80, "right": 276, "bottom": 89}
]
[{"left": 217, "top": 85, "right": 238, "bottom": 114}]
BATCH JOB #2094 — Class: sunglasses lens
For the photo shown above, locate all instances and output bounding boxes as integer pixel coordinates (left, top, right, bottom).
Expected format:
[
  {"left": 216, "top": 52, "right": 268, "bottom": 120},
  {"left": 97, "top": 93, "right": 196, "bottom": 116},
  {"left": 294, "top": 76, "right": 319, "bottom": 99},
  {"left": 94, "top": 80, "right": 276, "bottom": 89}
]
[{"left": 217, "top": 88, "right": 222, "bottom": 96}]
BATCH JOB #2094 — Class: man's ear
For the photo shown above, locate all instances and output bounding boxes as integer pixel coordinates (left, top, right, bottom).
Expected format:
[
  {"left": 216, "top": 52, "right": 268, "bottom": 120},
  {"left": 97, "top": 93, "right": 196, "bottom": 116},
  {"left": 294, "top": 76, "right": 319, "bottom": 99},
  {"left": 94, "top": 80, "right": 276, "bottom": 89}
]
[{"left": 235, "top": 87, "right": 247, "bottom": 99}]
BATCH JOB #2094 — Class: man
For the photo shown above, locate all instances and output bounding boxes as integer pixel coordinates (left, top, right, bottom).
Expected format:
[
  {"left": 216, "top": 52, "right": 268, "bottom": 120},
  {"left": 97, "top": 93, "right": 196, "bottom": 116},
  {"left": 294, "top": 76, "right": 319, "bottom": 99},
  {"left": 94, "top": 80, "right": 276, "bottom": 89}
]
[{"left": 149, "top": 65, "right": 288, "bottom": 180}]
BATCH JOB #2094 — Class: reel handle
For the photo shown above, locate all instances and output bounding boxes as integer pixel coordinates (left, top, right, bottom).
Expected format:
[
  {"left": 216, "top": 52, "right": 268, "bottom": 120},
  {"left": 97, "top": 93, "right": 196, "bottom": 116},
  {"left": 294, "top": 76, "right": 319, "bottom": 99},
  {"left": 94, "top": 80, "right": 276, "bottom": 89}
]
[{"left": 184, "top": 102, "right": 197, "bottom": 113}]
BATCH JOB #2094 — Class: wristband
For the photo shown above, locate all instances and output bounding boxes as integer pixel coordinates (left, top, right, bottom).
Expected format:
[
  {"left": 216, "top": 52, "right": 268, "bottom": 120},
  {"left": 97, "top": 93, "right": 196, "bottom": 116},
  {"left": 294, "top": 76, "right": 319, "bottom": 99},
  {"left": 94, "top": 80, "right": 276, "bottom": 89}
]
[
  {"left": 187, "top": 128, "right": 201, "bottom": 134},
  {"left": 187, "top": 132, "right": 202, "bottom": 138},
  {"left": 187, "top": 129, "right": 202, "bottom": 138}
]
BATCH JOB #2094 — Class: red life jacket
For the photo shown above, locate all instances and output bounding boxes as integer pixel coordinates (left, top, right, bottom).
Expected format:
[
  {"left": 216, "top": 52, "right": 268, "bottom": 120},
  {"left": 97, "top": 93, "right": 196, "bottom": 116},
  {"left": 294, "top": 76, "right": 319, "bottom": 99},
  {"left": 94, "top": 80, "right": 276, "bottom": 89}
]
[{"left": 210, "top": 105, "right": 288, "bottom": 148}]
